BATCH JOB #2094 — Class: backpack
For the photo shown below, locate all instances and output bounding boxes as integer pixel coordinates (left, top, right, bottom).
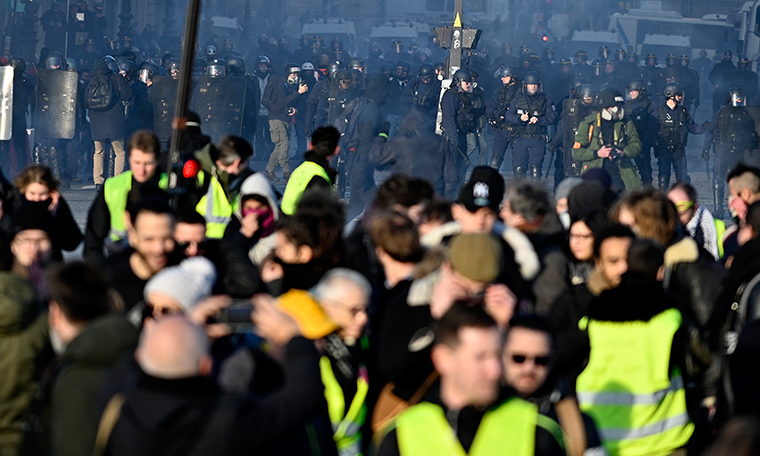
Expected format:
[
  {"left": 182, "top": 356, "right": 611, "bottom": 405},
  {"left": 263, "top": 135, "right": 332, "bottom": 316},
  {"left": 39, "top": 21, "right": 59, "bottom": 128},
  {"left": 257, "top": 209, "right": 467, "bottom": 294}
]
[{"left": 85, "top": 74, "right": 118, "bottom": 112}]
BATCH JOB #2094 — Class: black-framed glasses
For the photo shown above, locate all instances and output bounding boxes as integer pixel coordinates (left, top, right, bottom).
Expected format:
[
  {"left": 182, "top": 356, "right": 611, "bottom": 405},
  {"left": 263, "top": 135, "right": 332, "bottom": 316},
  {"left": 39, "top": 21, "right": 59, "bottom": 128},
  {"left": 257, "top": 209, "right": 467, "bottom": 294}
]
[
  {"left": 177, "top": 240, "right": 206, "bottom": 252},
  {"left": 511, "top": 354, "right": 551, "bottom": 366}
]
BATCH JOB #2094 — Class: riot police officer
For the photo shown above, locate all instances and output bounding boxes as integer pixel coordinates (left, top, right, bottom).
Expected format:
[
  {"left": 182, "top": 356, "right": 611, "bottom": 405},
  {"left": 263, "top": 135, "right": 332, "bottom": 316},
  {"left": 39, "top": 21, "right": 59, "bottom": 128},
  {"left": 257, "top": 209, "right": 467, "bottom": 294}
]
[
  {"left": 487, "top": 66, "right": 520, "bottom": 171},
  {"left": 315, "top": 69, "right": 356, "bottom": 128},
  {"left": 641, "top": 54, "right": 664, "bottom": 98},
  {"left": 595, "top": 60, "right": 626, "bottom": 93},
  {"left": 624, "top": 79, "right": 659, "bottom": 186},
  {"left": 440, "top": 69, "right": 477, "bottom": 195},
  {"left": 574, "top": 50, "right": 594, "bottom": 80},
  {"left": 730, "top": 56, "right": 760, "bottom": 106},
  {"left": 138, "top": 62, "right": 159, "bottom": 87},
  {"left": 704, "top": 88, "right": 759, "bottom": 218},
  {"left": 493, "top": 42, "right": 517, "bottom": 68},
  {"left": 401, "top": 63, "right": 442, "bottom": 121},
  {"left": 226, "top": 56, "right": 259, "bottom": 146},
  {"left": 709, "top": 50, "right": 736, "bottom": 114},
  {"left": 505, "top": 71, "right": 557, "bottom": 179},
  {"left": 549, "top": 83, "right": 597, "bottom": 184},
  {"left": 655, "top": 82, "right": 707, "bottom": 189},
  {"left": 679, "top": 55, "right": 701, "bottom": 113},
  {"left": 467, "top": 70, "right": 489, "bottom": 166},
  {"left": 306, "top": 63, "right": 341, "bottom": 137}
]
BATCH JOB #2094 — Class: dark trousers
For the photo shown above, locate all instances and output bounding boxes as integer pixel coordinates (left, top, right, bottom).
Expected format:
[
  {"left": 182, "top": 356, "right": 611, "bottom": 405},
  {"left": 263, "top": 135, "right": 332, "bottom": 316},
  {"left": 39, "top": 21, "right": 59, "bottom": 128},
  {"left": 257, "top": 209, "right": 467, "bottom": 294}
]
[
  {"left": 253, "top": 114, "right": 274, "bottom": 160},
  {"left": 444, "top": 133, "right": 468, "bottom": 199},
  {"left": 0, "top": 124, "right": 28, "bottom": 176},
  {"left": 634, "top": 140, "right": 654, "bottom": 185},
  {"left": 346, "top": 147, "right": 376, "bottom": 222},
  {"left": 656, "top": 144, "right": 688, "bottom": 187},
  {"left": 513, "top": 136, "right": 546, "bottom": 170},
  {"left": 491, "top": 130, "right": 512, "bottom": 162}
]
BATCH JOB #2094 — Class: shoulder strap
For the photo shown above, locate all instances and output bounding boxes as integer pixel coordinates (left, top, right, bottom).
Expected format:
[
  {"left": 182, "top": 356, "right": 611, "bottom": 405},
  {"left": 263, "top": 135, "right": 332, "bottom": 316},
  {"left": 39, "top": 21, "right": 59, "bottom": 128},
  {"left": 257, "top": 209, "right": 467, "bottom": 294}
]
[{"left": 92, "top": 393, "right": 125, "bottom": 456}]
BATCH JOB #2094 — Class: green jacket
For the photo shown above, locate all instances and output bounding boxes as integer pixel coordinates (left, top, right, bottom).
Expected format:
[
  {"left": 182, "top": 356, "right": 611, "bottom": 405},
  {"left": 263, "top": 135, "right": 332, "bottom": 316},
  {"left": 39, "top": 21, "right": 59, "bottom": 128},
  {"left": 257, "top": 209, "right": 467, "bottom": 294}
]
[
  {"left": 0, "top": 273, "right": 46, "bottom": 443},
  {"left": 572, "top": 112, "right": 643, "bottom": 190},
  {"left": 51, "top": 314, "right": 139, "bottom": 456}
]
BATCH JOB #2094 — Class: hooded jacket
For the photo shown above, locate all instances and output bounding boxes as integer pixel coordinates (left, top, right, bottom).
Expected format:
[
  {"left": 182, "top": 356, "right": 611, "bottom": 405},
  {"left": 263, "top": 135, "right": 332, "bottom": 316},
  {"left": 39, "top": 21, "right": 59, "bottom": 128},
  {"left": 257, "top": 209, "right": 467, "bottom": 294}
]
[
  {"left": 51, "top": 314, "right": 139, "bottom": 456},
  {"left": 0, "top": 273, "right": 47, "bottom": 441}
]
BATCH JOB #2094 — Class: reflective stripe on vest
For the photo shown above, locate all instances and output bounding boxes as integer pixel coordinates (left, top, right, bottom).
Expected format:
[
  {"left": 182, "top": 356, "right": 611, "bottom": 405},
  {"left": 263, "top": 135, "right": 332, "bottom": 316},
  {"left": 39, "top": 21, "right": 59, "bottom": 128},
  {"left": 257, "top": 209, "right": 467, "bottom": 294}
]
[
  {"left": 104, "top": 171, "right": 169, "bottom": 241},
  {"left": 319, "top": 356, "right": 368, "bottom": 456},
  {"left": 281, "top": 161, "right": 332, "bottom": 215},
  {"left": 577, "top": 308, "right": 694, "bottom": 456},
  {"left": 395, "top": 398, "right": 560, "bottom": 456},
  {"left": 195, "top": 171, "right": 232, "bottom": 239}
]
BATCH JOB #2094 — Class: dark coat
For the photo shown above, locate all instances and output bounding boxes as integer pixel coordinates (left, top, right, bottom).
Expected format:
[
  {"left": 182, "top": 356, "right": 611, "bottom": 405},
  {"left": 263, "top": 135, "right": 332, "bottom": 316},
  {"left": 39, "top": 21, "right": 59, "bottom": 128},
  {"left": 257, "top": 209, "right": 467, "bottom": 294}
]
[
  {"left": 101, "top": 337, "right": 325, "bottom": 456},
  {"left": 88, "top": 61, "right": 133, "bottom": 141}
]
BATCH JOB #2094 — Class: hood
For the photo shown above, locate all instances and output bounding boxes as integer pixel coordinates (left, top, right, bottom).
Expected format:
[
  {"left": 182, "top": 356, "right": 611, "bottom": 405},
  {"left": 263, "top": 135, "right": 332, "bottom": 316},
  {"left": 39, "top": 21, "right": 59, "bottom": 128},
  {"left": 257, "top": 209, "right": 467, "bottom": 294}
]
[
  {"left": 61, "top": 314, "right": 139, "bottom": 367},
  {"left": 0, "top": 272, "right": 39, "bottom": 335},
  {"left": 398, "top": 106, "right": 435, "bottom": 136},
  {"left": 235, "top": 173, "right": 281, "bottom": 221},
  {"left": 92, "top": 59, "right": 112, "bottom": 76}
]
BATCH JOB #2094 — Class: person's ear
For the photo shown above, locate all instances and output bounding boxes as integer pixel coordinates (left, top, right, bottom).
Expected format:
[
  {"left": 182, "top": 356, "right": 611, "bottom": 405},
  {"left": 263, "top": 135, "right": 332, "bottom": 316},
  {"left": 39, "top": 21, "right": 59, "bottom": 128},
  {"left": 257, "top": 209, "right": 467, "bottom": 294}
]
[
  {"left": 431, "top": 344, "right": 452, "bottom": 376},
  {"left": 656, "top": 265, "right": 666, "bottom": 282}
]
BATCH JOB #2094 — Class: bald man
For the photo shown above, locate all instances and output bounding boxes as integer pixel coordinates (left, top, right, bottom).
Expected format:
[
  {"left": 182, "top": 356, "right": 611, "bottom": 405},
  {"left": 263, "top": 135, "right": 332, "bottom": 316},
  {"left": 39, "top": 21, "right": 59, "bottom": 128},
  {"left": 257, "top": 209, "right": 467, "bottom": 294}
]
[{"left": 97, "top": 302, "right": 325, "bottom": 455}]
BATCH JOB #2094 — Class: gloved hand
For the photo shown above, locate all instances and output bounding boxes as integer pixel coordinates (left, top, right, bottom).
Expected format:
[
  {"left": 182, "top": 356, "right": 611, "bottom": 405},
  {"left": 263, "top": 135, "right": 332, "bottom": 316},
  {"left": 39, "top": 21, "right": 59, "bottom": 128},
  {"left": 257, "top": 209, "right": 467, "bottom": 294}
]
[
  {"left": 379, "top": 121, "right": 390, "bottom": 136},
  {"left": 702, "top": 149, "right": 709, "bottom": 160}
]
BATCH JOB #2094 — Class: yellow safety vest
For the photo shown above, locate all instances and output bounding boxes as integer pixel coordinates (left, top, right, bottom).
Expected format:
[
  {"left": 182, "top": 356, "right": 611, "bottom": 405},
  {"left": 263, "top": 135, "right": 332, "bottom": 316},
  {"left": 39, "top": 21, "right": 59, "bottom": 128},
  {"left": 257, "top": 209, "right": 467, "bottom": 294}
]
[
  {"left": 281, "top": 161, "right": 332, "bottom": 215},
  {"left": 195, "top": 170, "right": 233, "bottom": 239},
  {"left": 320, "top": 353, "right": 368, "bottom": 456},
  {"left": 393, "top": 397, "right": 563, "bottom": 456},
  {"left": 577, "top": 308, "right": 694, "bottom": 456},
  {"left": 715, "top": 218, "right": 726, "bottom": 258},
  {"left": 103, "top": 171, "right": 168, "bottom": 241}
]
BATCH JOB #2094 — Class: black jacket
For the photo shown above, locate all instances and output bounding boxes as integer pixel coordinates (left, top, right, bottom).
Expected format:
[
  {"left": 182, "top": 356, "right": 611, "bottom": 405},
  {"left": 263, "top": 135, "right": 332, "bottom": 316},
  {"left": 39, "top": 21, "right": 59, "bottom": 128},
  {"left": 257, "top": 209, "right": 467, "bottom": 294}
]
[
  {"left": 88, "top": 61, "right": 132, "bottom": 141},
  {"left": 102, "top": 337, "right": 325, "bottom": 456},
  {"left": 528, "top": 214, "right": 572, "bottom": 315}
]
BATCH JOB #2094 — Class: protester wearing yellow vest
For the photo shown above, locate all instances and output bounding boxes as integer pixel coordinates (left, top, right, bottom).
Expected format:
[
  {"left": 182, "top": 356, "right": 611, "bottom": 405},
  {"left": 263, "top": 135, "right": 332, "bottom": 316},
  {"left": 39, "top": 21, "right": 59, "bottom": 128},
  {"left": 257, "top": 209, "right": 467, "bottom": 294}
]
[
  {"left": 193, "top": 137, "right": 254, "bottom": 238},
  {"left": 83, "top": 130, "right": 166, "bottom": 262},
  {"left": 313, "top": 269, "right": 372, "bottom": 456},
  {"left": 375, "top": 303, "right": 565, "bottom": 456},
  {"left": 282, "top": 126, "right": 340, "bottom": 215},
  {"left": 577, "top": 239, "right": 694, "bottom": 456}
]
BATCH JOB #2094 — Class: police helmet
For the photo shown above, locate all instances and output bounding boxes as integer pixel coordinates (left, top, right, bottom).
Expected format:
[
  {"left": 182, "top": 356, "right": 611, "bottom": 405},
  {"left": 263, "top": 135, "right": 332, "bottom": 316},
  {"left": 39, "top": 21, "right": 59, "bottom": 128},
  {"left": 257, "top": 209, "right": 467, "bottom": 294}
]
[
  {"left": 227, "top": 56, "right": 246, "bottom": 75},
  {"left": 645, "top": 54, "right": 657, "bottom": 63},
  {"left": 256, "top": 55, "right": 271, "bottom": 66},
  {"left": 167, "top": 58, "right": 181, "bottom": 71},
  {"left": 418, "top": 63, "right": 435, "bottom": 79},
  {"left": 738, "top": 56, "right": 750, "bottom": 69},
  {"left": 46, "top": 53, "right": 63, "bottom": 69},
  {"left": 222, "top": 38, "right": 234, "bottom": 50},
  {"left": 116, "top": 60, "right": 137, "bottom": 77},
  {"left": 520, "top": 45, "right": 530, "bottom": 55},
  {"left": 559, "top": 57, "right": 572, "bottom": 66},
  {"left": 138, "top": 62, "right": 159, "bottom": 83},
  {"left": 598, "top": 45, "right": 610, "bottom": 58},
  {"left": 578, "top": 84, "right": 596, "bottom": 101},
  {"left": 301, "top": 62, "right": 315, "bottom": 72},
  {"left": 543, "top": 47, "right": 555, "bottom": 57},
  {"left": 257, "top": 33, "right": 269, "bottom": 46},
  {"left": 9, "top": 56, "right": 25, "bottom": 74},
  {"left": 680, "top": 55, "right": 690, "bottom": 65},
  {"left": 434, "top": 62, "right": 445, "bottom": 73},
  {"left": 575, "top": 50, "right": 588, "bottom": 57},
  {"left": 102, "top": 55, "right": 116, "bottom": 62},
  {"left": 312, "top": 36, "right": 324, "bottom": 47},
  {"left": 348, "top": 57, "right": 365, "bottom": 72},
  {"left": 328, "top": 62, "right": 344, "bottom": 77},
  {"left": 279, "top": 37, "right": 290, "bottom": 48},
  {"left": 494, "top": 66, "right": 518, "bottom": 79},
  {"left": 396, "top": 61, "right": 411, "bottom": 73},
  {"left": 331, "top": 37, "right": 344, "bottom": 50},
  {"left": 300, "top": 35, "right": 311, "bottom": 47},
  {"left": 194, "top": 58, "right": 207, "bottom": 71},
  {"left": 336, "top": 69, "right": 353, "bottom": 84},
  {"left": 662, "top": 82, "right": 683, "bottom": 98},
  {"left": 523, "top": 71, "right": 541, "bottom": 86},
  {"left": 569, "top": 78, "right": 587, "bottom": 96},
  {"left": 502, "top": 42, "right": 513, "bottom": 53},
  {"left": 105, "top": 59, "right": 120, "bottom": 74},
  {"left": 64, "top": 58, "right": 77, "bottom": 71},
  {"left": 665, "top": 54, "right": 678, "bottom": 66},
  {"left": 615, "top": 49, "right": 627, "bottom": 58},
  {"left": 727, "top": 87, "right": 746, "bottom": 106},
  {"left": 207, "top": 59, "right": 226, "bottom": 77},
  {"left": 84, "top": 38, "right": 95, "bottom": 46},
  {"left": 206, "top": 45, "right": 217, "bottom": 58},
  {"left": 627, "top": 78, "right": 646, "bottom": 93},
  {"left": 452, "top": 69, "right": 473, "bottom": 86}
]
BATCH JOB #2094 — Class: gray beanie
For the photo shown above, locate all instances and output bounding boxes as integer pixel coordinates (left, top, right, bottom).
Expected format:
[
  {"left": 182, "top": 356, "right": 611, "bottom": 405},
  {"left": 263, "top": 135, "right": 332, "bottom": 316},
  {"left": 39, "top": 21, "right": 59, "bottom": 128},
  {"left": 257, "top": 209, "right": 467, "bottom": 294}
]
[
  {"left": 143, "top": 257, "right": 217, "bottom": 311},
  {"left": 554, "top": 177, "right": 584, "bottom": 205}
]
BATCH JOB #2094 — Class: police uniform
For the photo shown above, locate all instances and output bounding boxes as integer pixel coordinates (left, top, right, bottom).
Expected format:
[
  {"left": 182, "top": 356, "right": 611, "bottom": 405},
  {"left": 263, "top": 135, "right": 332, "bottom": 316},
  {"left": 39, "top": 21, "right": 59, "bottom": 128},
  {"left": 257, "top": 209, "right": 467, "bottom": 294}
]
[
  {"left": 624, "top": 94, "right": 659, "bottom": 186},
  {"left": 487, "top": 81, "right": 520, "bottom": 171},
  {"left": 655, "top": 101, "right": 706, "bottom": 189},
  {"left": 504, "top": 82, "right": 557, "bottom": 179},
  {"left": 440, "top": 82, "right": 477, "bottom": 196}
]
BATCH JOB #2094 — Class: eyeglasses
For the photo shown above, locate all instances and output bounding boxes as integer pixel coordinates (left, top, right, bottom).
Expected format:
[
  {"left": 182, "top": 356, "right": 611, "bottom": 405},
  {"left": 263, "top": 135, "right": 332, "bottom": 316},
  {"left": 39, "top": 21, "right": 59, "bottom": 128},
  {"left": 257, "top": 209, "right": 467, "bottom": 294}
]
[
  {"left": 510, "top": 354, "right": 550, "bottom": 366},
  {"left": 177, "top": 240, "right": 206, "bottom": 252},
  {"left": 325, "top": 299, "right": 368, "bottom": 318},
  {"left": 143, "top": 303, "right": 183, "bottom": 319}
]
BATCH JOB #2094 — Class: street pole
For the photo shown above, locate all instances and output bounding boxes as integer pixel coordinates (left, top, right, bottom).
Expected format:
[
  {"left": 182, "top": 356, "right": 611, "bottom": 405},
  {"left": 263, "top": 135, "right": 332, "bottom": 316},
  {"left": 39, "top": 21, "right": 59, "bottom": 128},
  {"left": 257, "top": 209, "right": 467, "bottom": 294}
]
[{"left": 167, "top": 0, "right": 201, "bottom": 179}]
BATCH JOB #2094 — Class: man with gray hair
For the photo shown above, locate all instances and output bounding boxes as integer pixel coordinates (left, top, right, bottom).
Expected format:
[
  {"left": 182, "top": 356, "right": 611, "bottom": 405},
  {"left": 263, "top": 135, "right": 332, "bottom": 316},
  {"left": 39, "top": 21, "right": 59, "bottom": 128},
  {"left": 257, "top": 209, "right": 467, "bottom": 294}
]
[
  {"left": 500, "top": 180, "right": 571, "bottom": 315},
  {"left": 312, "top": 268, "right": 371, "bottom": 456},
  {"left": 95, "top": 297, "right": 326, "bottom": 455}
]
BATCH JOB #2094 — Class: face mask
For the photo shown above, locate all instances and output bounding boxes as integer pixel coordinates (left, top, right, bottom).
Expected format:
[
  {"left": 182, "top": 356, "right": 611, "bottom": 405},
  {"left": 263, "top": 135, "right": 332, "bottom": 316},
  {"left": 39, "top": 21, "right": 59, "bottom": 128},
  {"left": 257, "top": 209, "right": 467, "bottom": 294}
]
[
  {"left": 559, "top": 211, "right": 571, "bottom": 230},
  {"left": 50, "top": 327, "right": 67, "bottom": 355},
  {"left": 729, "top": 195, "right": 749, "bottom": 221},
  {"left": 243, "top": 207, "right": 276, "bottom": 237},
  {"left": 287, "top": 75, "right": 300, "bottom": 85}
]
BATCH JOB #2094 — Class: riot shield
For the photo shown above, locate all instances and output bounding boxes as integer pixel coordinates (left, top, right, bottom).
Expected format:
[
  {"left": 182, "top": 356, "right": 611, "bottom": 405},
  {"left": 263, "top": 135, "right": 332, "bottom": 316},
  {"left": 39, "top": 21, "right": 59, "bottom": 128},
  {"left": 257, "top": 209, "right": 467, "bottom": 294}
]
[
  {"left": 192, "top": 75, "right": 246, "bottom": 142},
  {"left": 743, "top": 107, "right": 760, "bottom": 167},
  {"left": 34, "top": 69, "right": 77, "bottom": 140},
  {"left": 562, "top": 98, "right": 584, "bottom": 177},
  {"left": 0, "top": 66, "right": 13, "bottom": 141},
  {"left": 149, "top": 76, "right": 178, "bottom": 142}
]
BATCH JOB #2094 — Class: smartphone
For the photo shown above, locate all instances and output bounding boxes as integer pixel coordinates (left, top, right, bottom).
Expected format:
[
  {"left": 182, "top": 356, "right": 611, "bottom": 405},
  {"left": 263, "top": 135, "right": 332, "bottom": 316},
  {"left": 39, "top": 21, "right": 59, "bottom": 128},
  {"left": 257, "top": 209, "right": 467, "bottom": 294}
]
[
  {"left": 215, "top": 301, "right": 255, "bottom": 333},
  {"left": 76, "top": 13, "right": 85, "bottom": 21}
]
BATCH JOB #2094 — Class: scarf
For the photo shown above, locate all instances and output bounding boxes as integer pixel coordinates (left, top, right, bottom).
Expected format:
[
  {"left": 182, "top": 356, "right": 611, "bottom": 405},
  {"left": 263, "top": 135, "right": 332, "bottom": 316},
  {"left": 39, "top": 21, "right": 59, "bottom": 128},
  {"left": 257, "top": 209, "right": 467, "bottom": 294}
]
[{"left": 686, "top": 205, "right": 719, "bottom": 260}]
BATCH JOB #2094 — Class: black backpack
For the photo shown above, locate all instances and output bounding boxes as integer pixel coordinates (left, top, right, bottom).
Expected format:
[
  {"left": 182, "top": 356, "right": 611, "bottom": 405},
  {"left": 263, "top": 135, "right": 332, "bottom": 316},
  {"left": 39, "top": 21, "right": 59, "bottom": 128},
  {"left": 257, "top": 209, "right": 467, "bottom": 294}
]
[{"left": 85, "top": 74, "right": 118, "bottom": 112}]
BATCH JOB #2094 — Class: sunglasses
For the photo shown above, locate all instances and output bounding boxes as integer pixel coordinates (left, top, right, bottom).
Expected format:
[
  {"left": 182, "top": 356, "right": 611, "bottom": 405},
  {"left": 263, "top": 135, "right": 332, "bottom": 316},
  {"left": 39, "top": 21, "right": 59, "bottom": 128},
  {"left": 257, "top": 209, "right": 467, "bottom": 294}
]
[
  {"left": 177, "top": 240, "right": 206, "bottom": 252},
  {"left": 674, "top": 201, "right": 695, "bottom": 212},
  {"left": 510, "top": 354, "right": 550, "bottom": 366}
]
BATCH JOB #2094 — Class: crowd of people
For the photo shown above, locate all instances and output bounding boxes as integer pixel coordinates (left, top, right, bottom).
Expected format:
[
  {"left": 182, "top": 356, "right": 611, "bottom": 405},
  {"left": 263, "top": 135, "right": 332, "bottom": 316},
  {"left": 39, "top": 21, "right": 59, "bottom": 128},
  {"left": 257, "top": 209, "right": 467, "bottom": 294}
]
[{"left": 3, "top": 10, "right": 760, "bottom": 456}]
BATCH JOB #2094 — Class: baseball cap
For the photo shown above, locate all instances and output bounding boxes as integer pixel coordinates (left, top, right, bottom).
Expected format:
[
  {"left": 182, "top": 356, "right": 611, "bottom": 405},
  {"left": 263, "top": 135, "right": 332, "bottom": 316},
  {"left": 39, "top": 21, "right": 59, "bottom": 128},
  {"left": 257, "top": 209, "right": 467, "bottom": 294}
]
[{"left": 456, "top": 166, "right": 505, "bottom": 212}]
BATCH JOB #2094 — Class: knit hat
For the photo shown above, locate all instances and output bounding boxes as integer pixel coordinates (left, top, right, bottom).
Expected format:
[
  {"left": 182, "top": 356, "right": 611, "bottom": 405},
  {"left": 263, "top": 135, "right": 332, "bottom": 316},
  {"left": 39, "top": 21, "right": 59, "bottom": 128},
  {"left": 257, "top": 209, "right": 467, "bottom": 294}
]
[
  {"left": 143, "top": 257, "right": 217, "bottom": 311},
  {"left": 457, "top": 166, "right": 505, "bottom": 212},
  {"left": 554, "top": 177, "right": 583, "bottom": 205},
  {"left": 568, "top": 180, "right": 618, "bottom": 223},
  {"left": 13, "top": 200, "right": 54, "bottom": 237},
  {"left": 447, "top": 233, "right": 504, "bottom": 283}
]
